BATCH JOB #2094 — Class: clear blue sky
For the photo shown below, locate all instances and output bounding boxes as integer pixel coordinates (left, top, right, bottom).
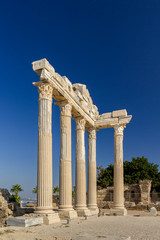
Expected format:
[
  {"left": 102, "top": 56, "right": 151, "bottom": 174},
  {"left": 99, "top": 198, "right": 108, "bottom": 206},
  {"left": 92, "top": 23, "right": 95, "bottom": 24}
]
[{"left": 0, "top": 0, "right": 160, "bottom": 199}]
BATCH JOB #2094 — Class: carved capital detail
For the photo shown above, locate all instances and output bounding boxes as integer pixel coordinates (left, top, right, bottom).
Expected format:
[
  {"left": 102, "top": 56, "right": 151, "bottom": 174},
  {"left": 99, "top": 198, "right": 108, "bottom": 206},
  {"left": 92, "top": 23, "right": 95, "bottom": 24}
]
[
  {"left": 38, "top": 82, "right": 53, "bottom": 101},
  {"left": 87, "top": 128, "right": 96, "bottom": 139},
  {"left": 75, "top": 117, "right": 86, "bottom": 131},
  {"left": 59, "top": 103, "right": 72, "bottom": 117},
  {"left": 114, "top": 124, "right": 125, "bottom": 136}
]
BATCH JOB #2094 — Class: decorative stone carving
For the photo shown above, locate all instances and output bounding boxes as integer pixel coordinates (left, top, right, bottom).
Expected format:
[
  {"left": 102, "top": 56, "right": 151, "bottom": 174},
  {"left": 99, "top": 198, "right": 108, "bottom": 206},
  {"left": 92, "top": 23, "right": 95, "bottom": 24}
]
[
  {"left": 75, "top": 117, "right": 86, "bottom": 131},
  {"left": 114, "top": 124, "right": 125, "bottom": 136},
  {"left": 38, "top": 82, "right": 53, "bottom": 101},
  {"left": 87, "top": 128, "right": 96, "bottom": 139},
  {"left": 59, "top": 103, "right": 72, "bottom": 117}
]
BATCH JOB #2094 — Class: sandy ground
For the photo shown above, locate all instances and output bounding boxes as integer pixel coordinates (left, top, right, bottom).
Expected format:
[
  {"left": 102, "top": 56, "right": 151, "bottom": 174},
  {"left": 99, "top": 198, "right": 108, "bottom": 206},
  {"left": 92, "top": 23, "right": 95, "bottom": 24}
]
[{"left": 0, "top": 211, "right": 160, "bottom": 240}]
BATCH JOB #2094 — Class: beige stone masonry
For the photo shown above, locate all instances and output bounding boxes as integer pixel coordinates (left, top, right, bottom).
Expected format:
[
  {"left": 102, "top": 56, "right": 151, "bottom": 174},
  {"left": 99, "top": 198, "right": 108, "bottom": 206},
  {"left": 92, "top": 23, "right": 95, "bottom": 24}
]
[
  {"left": 112, "top": 109, "right": 127, "bottom": 118},
  {"left": 96, "top": 114, "right": 132, "bottom": 129},
  {"left": 32, "top": 58, "right": 132, "bottom": 220},
  {"left": 87, "top": 128, "right": 98, "bottom": 213},
  {"left": 57, "top": 101, "right": 77, "bottom": 219},
  {"left": 32, "top": 59, "right": 98, "bottom": 127},
  {"left": 110, "top": 124, "right": 127, "bottom": 216},
  {"left": 74, "top": 117, "right": 91, "bottom": 216},
  {"left": 98, "top": 112, "right": 112, "bottom": 119},
  {"left": 34, "top": 81, "right": 60, "bottom": 224}
]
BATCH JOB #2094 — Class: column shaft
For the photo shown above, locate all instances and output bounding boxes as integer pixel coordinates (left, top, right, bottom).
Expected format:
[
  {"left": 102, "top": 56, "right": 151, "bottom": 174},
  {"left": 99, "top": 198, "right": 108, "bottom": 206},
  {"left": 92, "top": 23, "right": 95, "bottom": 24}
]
[
  {"left": 87, "top": 128, "right": 98, "bottom": 211},
  {"left": 36, "top": 83, "right": 53, "bottom": 213},
  {"left": 114, "top": 125, "right": 125, "bottom": 209},
  {"left": 59, "top": 103, "right": 73, "bottom": 210},
  {"left": 75, "top": 117, "right": 87, "bottom": 210}
]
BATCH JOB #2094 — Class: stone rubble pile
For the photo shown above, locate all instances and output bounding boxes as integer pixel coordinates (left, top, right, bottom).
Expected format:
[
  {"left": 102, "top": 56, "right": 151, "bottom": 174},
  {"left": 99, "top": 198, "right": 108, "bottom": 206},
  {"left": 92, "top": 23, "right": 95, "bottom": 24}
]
[{"left": 0, "top": 191, "right": 12, "bottom": 227}]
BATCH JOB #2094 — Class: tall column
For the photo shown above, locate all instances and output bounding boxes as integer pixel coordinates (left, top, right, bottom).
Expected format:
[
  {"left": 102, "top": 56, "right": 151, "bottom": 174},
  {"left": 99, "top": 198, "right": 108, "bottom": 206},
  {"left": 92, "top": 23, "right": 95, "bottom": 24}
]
[
  {"left": 58, "top": 102, "right": 77, "bottom": 219},
  {"left": 75, "top": 117, "right": 91, "bottom": 216},
  {"left": 34, "top": 82, "right": 60, "bottom": 224},
  {"left": 87, "top": 128, "right": 98, "bottom": 214},
  {"left": 110, "top": 124, "right": 127, "bottom": 216}
]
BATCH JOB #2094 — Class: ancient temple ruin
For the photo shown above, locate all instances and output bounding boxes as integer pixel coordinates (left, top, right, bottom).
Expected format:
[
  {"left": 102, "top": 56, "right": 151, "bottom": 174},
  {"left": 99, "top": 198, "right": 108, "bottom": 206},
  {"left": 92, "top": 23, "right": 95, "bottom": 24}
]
[{"left": 32, "top": 58, "right": 132, "bottom": 223}]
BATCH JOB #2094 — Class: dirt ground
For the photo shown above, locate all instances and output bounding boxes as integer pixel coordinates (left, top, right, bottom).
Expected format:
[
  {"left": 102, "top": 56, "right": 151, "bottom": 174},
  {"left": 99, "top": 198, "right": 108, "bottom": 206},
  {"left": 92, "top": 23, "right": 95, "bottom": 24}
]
[{"left": 0, "top": 210, "right": 160, "bottom": 240}]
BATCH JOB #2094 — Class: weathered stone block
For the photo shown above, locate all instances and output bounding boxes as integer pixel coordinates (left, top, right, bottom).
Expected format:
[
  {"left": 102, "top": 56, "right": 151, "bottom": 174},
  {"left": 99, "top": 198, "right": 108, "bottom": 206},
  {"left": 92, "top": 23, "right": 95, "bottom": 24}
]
[
  {"left": 43, "top": 213, "right": 60, "bottom": 225},
  {"left": 7, "top": 216, "right": 43, "bottom": 227},
  {"left": 110, "top": 208, "right": 127, "bottom": 216},
  {"left": 76, "top": 209, "right": 91, "bottom": 217},
  {"left": 112, "top": 109, "right": 127, "bottom": 118},
  {"left": 150, "top": 207, "right": 157, "bottom": 216},
  {"left": 99, "top": 112, "right": 112, "bottom": 119},
  {"left": 58, "top": 210, "right": 77, "bottom": 219},
  {"left": 119, "top": 115, "right": 132, "bottom": 124}
]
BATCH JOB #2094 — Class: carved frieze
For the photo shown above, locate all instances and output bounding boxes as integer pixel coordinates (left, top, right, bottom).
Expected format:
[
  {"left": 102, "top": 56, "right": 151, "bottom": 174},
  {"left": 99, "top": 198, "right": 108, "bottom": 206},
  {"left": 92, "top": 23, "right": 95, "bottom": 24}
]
[{"left": 38, "top": 82, "right": 53, "bottom": 101}]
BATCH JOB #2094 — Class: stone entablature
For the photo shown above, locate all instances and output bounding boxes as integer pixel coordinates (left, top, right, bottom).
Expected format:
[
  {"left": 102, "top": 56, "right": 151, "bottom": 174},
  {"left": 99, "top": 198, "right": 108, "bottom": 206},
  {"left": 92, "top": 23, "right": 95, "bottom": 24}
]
[
  {"left": 96, "top": 109, "right": 132, "bottom": 129},
  {"left": 32, "top": 59, "right": 96, "bottom": 127},
  {"left": 32, "top": 59, "right": 132, "bottom": 128}
]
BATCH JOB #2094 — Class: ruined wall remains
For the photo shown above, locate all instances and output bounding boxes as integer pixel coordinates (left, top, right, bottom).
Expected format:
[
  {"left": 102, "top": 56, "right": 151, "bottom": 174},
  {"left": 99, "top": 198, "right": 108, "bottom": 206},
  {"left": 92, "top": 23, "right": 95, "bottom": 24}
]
[
  {"left": 0, "top": 191, "right": 12, "bottom": 227},
  {"left": 151, "top": 189, "right": 160, "bottom": 203},
  {"left": 97, "top": 180, "right": 152, "bottom": 208},
  {"left": 0, "top": 188, "right": 11, "bottom": 202},
  {"left": 139, "top": 180, "right": 152, "bottom": 205}
]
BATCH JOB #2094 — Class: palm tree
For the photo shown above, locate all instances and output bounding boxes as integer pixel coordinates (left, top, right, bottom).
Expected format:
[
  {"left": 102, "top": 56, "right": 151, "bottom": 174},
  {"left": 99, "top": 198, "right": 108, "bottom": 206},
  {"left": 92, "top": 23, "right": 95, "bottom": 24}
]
[
  {"left": 10, "top": 184, "right": 23, "bottom": 203},
  {"left": 32, "top": 186, "right": 37, "bottom": 194},
  {"left": 10, "top": 184, "right": 23, "bottom": 196},
  {"left": 53, "top": 186, "right": 59, "bottom": 196}
]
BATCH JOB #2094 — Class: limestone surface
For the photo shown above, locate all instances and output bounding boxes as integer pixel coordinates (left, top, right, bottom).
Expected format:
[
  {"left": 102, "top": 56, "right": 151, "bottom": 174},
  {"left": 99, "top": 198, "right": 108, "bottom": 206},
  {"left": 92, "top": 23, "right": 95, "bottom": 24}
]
[
  {"left": 32, "top": 58, "right": 132, "bottom": 220},
  {"left": 7, "top": 216, "right": 43, "bottom": 227}
]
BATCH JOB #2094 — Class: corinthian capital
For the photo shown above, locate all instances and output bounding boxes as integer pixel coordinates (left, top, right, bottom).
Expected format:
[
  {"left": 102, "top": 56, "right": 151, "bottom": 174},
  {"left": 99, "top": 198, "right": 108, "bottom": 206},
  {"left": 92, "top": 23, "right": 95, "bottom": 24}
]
[
  {"left": 37, "top": 82, "right": 53, "bottom": 101},
  {"left": 59, "top": 102, "right": 72, "bottom": 117},
  {"left": 75, "top": 117, "right": 86, "bottom": 131},
  {"left": 114, "top": 124, "right": 125, "bottom": 136},
  {"left": 87, "top": 128, "right": 96, "bottom": 139}
]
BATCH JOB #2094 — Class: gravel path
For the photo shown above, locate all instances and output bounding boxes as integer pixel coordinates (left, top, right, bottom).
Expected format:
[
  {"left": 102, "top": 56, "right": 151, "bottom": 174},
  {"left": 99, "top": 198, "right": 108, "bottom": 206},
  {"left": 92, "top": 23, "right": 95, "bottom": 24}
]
[{"left": 0, "top": 211, "right": 160, "bottom": 240}]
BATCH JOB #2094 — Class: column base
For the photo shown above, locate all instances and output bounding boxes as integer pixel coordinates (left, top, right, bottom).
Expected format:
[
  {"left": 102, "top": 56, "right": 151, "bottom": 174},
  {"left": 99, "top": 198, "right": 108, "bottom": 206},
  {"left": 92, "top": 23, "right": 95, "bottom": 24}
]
[
  {"left": 88, "top": 207, "right": 99, "bottom": 216},
  {"left": 58, "top": 209, "right": 77, "bottom": 219},
  {"left": 76, "top": 208, "right": 91, "bottom": 217},
  {"left": 34, "top": 209, "right": 60, "bottom": 224},
  {"left": 43, "top": 213, "right": 60, "bottom": 224},
  {"left": 34, "top": 206, "right": 53, "bottom": 214},
  {"left": 110, "top": 208, "right": 127, "bottom": 216},
  {"left": 35, "top": 213, "right": 60, "bottom": 225}
]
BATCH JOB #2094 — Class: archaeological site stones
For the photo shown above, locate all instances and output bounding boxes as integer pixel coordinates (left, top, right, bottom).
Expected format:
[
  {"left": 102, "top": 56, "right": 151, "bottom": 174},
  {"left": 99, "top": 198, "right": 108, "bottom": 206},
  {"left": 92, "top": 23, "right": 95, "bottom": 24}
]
[{"left": 32, "top": 58, "right": 132, "bottom": 223}]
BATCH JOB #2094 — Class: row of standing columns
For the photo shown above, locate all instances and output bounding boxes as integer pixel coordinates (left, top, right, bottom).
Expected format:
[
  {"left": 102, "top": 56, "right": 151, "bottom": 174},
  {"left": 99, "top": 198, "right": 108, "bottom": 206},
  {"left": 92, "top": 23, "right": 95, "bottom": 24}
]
[
  {"left": 35, "top": 82, "right": 126, "bottom": 220},
  {"left": 35, "top": 83, "right": 98, "bottom": 218}
]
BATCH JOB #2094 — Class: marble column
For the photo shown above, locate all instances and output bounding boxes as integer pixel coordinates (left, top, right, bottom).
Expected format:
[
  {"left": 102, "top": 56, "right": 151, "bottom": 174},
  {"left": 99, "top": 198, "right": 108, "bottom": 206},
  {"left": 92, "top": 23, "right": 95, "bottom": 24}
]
[
  {"left": 75, "top": 117, "right": 91, "bottom": 216},
  {"left": 110, "top": 124, "right": 127, "bottom": 216},
  {"left": 34, "top": 82, "right": 60, "bottom": 224},
  {"left": 58, "top": 102, "right": 77, "bottom": 219},
  {"left": 87, "top": 128, "right": 98, "bottom": 214}
]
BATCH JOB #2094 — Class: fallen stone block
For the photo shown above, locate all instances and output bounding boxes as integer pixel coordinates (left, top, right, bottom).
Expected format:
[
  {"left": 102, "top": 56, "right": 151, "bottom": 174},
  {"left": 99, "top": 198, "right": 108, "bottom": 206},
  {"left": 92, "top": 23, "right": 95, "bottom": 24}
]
[{"left": 7, "top": 216, "right": 43, "bottom": 227}]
